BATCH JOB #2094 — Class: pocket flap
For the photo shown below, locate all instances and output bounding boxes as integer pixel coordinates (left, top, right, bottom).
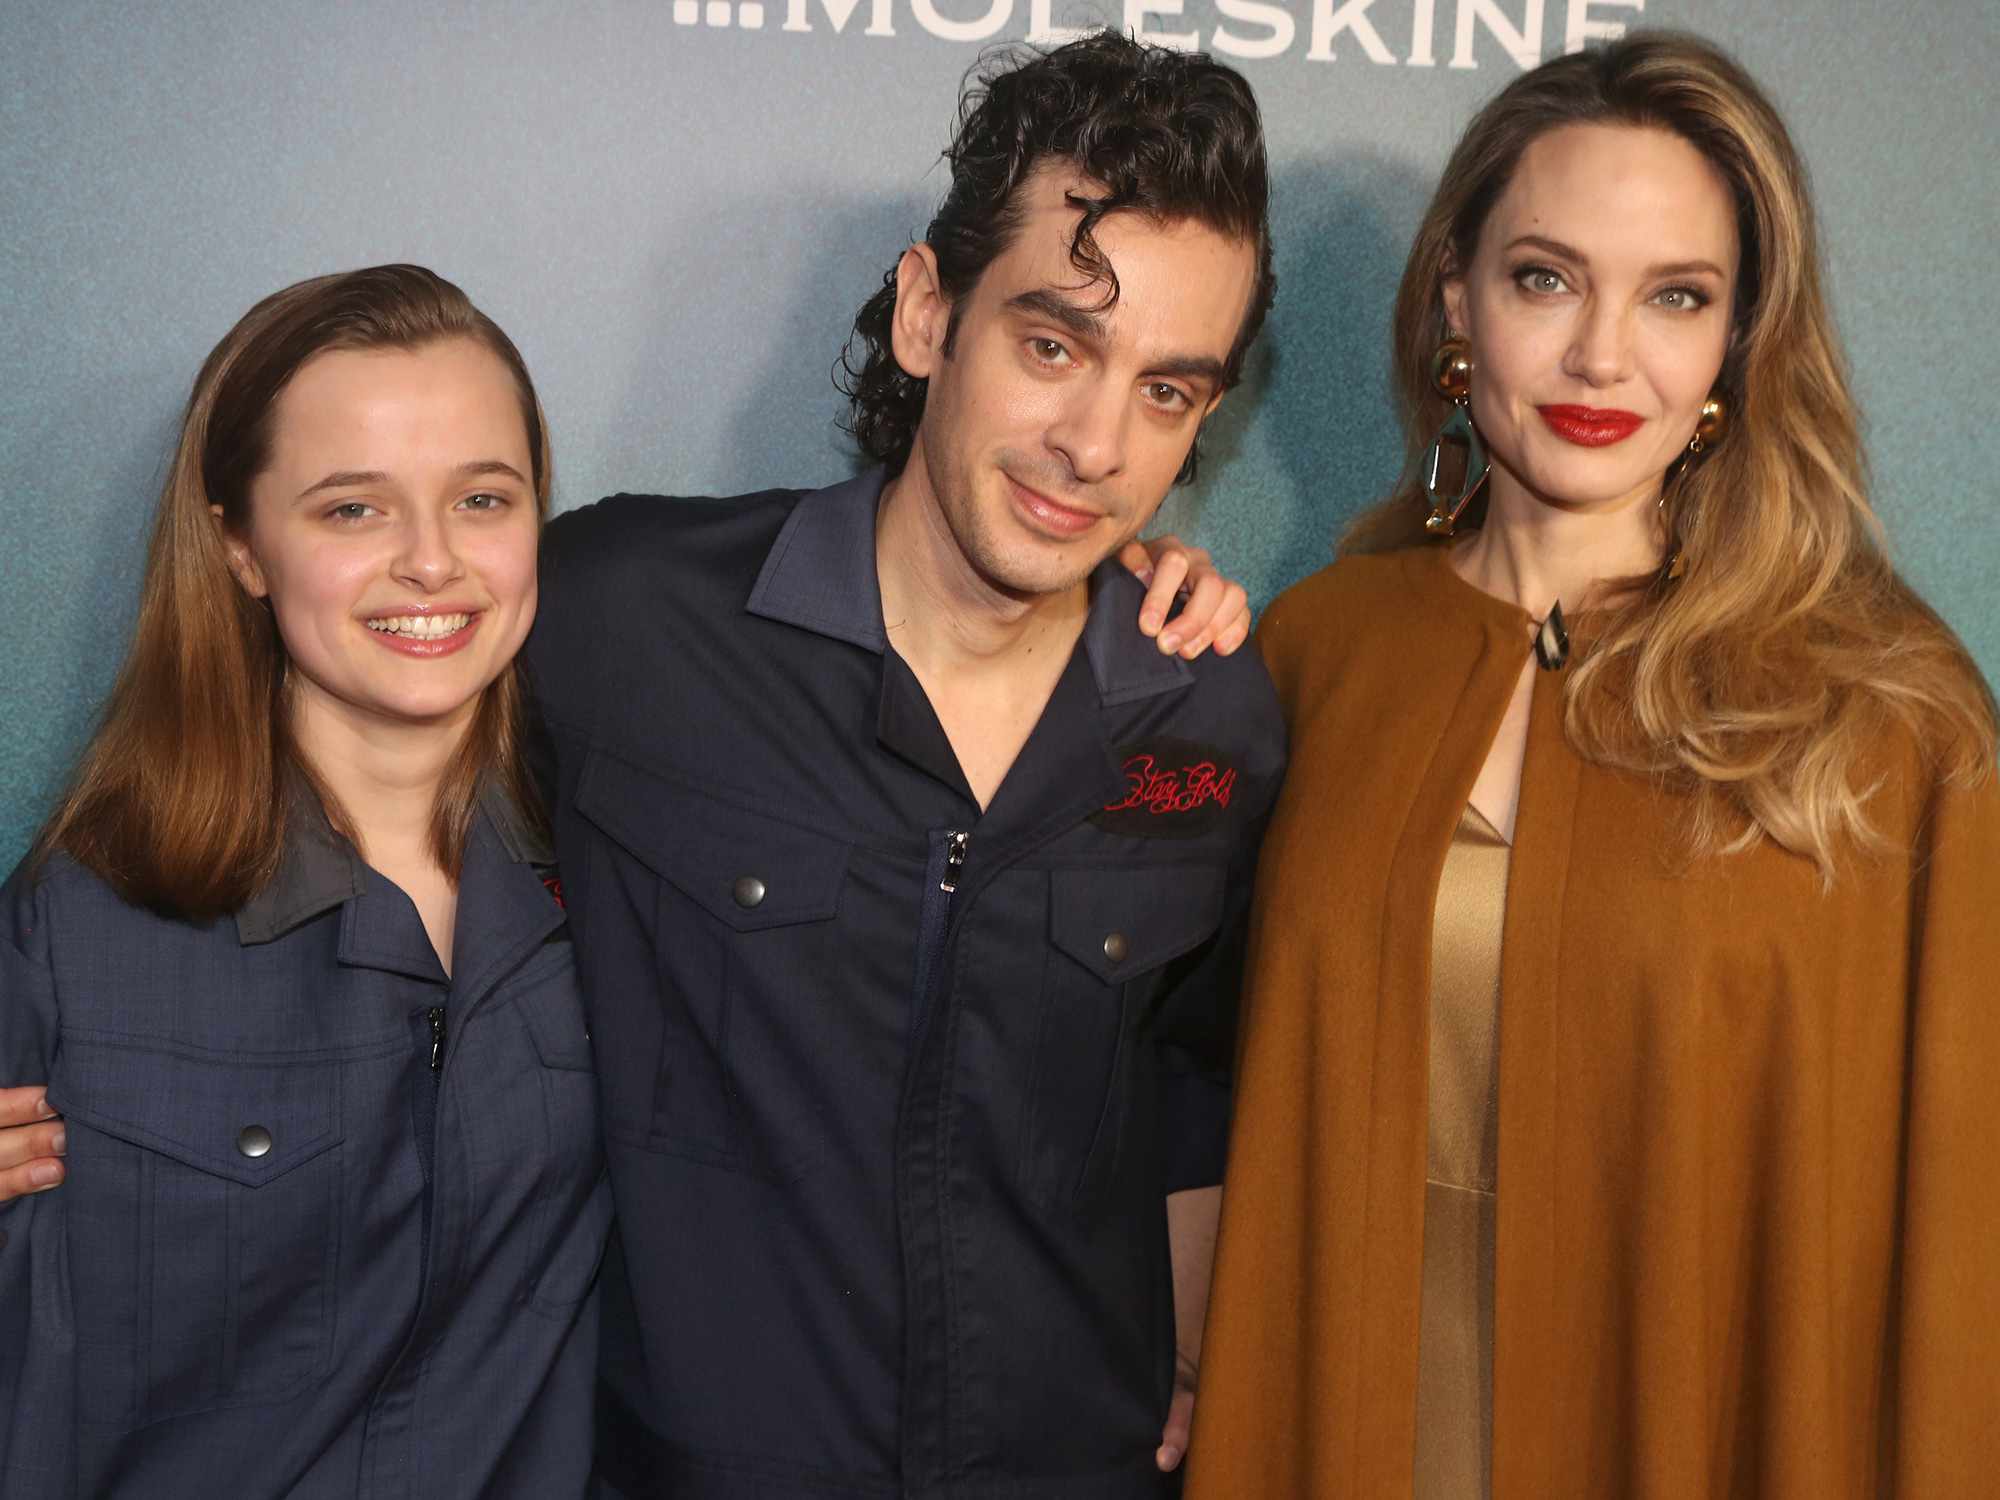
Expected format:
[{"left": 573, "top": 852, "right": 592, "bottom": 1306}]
[
  {"left": 1048, "top": 862, "right": 1227, "bottom": 983},
  {"left": 574, "top": 751, "right": 849, "bottom": 932},
  {"left": 511, "top": 943, "right": 594, "bottom": 1071},
  {"left": 49, "top": 1037, "right": 343, "bottom": 1188}
]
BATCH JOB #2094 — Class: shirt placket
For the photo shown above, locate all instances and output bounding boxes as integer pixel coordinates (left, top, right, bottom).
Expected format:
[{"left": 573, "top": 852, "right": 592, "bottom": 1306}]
[
  {"left": 890, "top": 655, "right": 1130, "bottom": 1491},
  {"left": 355, "top": 828, "right": 565, "bottom": 1499}
]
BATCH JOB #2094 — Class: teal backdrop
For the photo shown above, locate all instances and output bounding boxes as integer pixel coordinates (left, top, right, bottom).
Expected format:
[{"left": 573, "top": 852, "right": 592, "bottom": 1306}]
[{"left": 2, "top": 0, "right": 1995, "bottom": 865}]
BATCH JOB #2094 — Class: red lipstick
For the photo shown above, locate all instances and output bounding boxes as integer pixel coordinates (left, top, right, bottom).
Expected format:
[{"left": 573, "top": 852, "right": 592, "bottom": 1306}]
[{"left": 1537, "top": 405, "right": 1644, "bottom": 446}]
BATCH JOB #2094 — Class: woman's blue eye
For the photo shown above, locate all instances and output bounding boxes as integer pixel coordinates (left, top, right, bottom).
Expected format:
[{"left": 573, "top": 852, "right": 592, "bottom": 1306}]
[
  {"left": 1516, "top": 265, "right": 1568, "bottom": 295},
  {"left": 460, "top": 492, "right": 505, "bottom": 511},
  {"left": 328, "top": 502, "right": 372, "bottom": 522}
]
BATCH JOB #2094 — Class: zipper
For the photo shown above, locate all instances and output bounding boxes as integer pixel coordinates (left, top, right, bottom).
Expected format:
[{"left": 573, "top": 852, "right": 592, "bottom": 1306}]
[
  {"left": 909, "top": 829, "right": 970, "bottom": 1038},
  {"left": 412, "top": 1003, "right": 448, "bottom": 1294},
  {"left": 895, "top": 825, "right": 977, "bottom": 1486}
]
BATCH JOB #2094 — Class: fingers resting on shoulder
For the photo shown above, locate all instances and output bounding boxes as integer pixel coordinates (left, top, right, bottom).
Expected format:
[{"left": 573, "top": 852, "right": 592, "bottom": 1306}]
[{"left": 1118, "top": 535, "right": 1253, "bottom": 660}]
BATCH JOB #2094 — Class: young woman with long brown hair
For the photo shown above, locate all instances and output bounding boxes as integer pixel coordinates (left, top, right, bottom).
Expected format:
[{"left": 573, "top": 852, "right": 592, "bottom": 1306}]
[
  {"left": 1187, "top": 31, "right": 1996, "bottom": 1500},
  {"left": 0, "top": 265, "right": 613, "bottom": 1496}
]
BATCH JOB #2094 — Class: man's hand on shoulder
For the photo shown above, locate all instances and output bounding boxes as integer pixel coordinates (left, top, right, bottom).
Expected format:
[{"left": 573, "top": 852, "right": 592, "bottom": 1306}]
[
  {"left": 1120, "top": 535, "right": 1252, "bottom": 660},
  {"left": 0, "top": 1086, "right": 63, "bottom": 1203}
]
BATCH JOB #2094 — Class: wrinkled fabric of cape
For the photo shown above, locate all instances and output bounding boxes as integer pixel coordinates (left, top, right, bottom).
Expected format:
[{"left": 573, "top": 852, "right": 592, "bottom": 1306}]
[{"left": 1186, "top": 545, "right": 2000, "bottom": 1500}]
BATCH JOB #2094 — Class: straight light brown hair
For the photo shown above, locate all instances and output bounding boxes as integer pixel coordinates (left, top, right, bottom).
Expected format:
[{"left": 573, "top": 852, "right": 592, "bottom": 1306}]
[
  {"left": 1346, "top": 31, "right": 1996, "bottom": 880},
  {"left": 36, "top": 264, "right": 554, "bottom": 918}
]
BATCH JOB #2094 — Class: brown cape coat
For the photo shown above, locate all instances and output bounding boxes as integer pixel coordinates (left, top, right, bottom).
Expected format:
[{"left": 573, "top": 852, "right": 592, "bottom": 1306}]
[{"left": 1186, "top": 546, "right": 1999, "bottom": 1499}]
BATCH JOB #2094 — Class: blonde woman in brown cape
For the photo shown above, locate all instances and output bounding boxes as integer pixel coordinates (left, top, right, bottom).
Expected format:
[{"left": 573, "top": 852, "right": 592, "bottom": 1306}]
[{"left": 1186, "top": 31, "right": 1998, "bottom": 1500}]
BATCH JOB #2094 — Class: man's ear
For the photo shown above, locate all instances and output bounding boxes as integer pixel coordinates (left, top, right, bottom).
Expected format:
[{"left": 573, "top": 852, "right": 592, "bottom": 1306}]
[
  {"left": 209, "top": 504, "right": 269, "bottom": 599},
  {"left": 889, "top": 244, "right": 951, "bottom": 381}
]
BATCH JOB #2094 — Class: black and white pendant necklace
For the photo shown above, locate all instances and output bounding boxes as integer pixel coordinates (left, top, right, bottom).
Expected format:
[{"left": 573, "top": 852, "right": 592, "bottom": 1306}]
[{"left": 1532, "top": 600, "right": 1570, "bottom": 671}]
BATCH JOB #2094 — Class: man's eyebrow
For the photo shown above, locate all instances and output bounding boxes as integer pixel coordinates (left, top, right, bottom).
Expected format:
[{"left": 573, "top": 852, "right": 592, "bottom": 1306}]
[
  {"left": 1004, "top": 289, "right": 1227, "bottom": 390},
  {"left": 295, "top": 459, "right": 528, "bottom": 503},
  {"left": 1504, "top": 234, "right": 1728, "bottom": 280},
  {"left": 1004, "top": 289, "right": 1109, "bottom": 343},
  {"left": 1147, "top": 354, "right": 1227, "bottom": 388}
]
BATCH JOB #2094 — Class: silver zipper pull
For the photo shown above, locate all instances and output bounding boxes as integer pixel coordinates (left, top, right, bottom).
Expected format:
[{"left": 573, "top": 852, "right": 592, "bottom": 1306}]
[{"left": 939, "top": 831, "right": 970, "bottom": 894}]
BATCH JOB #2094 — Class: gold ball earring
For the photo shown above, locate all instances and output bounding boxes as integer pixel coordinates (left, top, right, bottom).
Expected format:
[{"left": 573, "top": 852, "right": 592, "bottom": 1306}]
[
  {"left": 1432, "top": 337, "right": 1473, "bottom": 403},
  {"left": 1688, "top": 395, "right": 1727, "bottom": 455}
]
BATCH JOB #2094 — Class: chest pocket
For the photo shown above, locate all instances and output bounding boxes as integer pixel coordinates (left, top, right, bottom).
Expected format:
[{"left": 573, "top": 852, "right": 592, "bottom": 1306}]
[
  {"left": 1019, "top": 861, "right": 1227, "bottom": 1213},
  {"left": 573, "top": 750, "right": 848, "bottom": 1181},
  {"left": 49, "top": 1037, "right": 343, "bottom": 1427}
]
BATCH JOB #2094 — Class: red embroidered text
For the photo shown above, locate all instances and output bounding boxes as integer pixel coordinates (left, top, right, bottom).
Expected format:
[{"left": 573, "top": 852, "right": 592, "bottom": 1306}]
[{"left": 1104, "top": 754, "right": 1236, "bottom": 817}]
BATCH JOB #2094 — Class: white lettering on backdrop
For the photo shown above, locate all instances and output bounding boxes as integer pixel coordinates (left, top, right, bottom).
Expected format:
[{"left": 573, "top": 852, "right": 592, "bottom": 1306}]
[{"left": 693, "top": 0, "right": 1646, "bottom": 67}]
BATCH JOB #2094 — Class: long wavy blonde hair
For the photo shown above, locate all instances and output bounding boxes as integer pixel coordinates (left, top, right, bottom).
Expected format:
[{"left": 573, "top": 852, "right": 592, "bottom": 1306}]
[{"left": 1345, "top": 30, "right": 1995, "bottom": 878}]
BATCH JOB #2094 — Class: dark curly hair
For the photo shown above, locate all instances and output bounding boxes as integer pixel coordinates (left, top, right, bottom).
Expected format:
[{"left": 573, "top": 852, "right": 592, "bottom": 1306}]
[{"left": 838, "top": 29, "right": 1276, "bottom": 484}]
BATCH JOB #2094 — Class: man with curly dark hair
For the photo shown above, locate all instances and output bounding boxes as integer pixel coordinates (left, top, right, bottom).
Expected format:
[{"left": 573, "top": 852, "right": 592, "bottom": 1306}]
[
  {"left": 840, "top": 30, "right": 1276, "bottom": 490},
  {"left": 532, "top": 30, "right": 1285, "bottom": 1498}
]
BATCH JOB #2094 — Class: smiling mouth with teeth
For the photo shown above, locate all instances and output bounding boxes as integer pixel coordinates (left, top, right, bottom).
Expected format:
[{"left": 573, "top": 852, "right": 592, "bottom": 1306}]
[{"left": 366, "top": 612, "right": 473, "bottom": 639}]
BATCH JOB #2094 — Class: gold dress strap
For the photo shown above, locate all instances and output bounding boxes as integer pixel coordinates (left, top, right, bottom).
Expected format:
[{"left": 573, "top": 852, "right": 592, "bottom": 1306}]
[{"left": 1414, "top": 803, "right": 1508, "bottom": 1499}]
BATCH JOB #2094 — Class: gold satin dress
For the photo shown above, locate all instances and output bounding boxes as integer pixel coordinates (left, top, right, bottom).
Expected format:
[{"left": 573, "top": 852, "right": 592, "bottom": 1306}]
[{"left": 1413, "top": 803, "right": 1509, "bottom": 1499}]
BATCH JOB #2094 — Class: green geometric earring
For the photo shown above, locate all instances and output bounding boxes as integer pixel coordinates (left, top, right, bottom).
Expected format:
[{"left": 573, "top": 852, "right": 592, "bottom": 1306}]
[{"left": 1422, "top": 337, "right": 1488, "bottom": 537}]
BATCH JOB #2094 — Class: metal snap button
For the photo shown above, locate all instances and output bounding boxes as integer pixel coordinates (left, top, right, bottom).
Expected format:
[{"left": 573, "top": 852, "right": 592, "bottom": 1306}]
[
  {"left": 1103, "top": 931, "right": 1130, "bottom": 964},
  {"left": 732, "top": 876, "right": 767, "bottom": 910},
  {"left": 236, "top": 1124, "right": 273, "bottom": 1159}
]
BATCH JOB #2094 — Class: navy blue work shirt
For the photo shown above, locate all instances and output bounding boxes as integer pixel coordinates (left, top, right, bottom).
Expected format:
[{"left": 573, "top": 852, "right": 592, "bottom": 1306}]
[
  {"left": 0, "top": 794, "right": 612, "bottom": 1498},
  {"left": 529, "top": 471, "right": 1285, "bottom": 1499}
]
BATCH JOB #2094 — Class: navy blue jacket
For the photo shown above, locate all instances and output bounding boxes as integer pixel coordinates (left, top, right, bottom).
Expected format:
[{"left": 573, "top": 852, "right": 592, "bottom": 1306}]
[
  {"left": 530, "top": 473, "right": 1285, "bottom": 1499},
  {"left": 0, "top": 795, "right": 612, "bottom": 1498}
]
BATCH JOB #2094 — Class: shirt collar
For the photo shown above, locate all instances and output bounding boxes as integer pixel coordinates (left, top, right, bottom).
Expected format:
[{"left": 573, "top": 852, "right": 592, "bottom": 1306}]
[
  {"left": 746, "top": 466, "right": 1193, "bottom": 705},
  {"left": 1078, "top": 565, "right": 1196, "bottom": 706},
  {"left": 235, "top": 784, "right": 365, "bottom": 946},
  {"left": 745, "top": 468, "right": 890, "bottom": 653},
  {"left": 235, "top": 782, "right": 552, "bottom": 946},
  {"left": 480, "top": 782, "right": 557, "bottom": 866}
]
